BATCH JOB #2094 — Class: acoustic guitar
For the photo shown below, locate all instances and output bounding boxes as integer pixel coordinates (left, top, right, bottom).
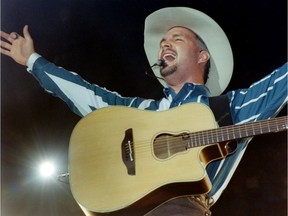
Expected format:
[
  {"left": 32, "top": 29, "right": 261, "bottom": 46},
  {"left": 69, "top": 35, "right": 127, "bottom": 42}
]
[{"left": 68, "top": 103, "right": 287, "bottom": 216}]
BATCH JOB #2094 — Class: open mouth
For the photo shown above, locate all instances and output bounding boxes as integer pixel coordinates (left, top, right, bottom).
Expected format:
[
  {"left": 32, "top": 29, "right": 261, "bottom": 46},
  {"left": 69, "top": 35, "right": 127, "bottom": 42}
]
[{"left": 162, "top": 53, "right": 176, "bottom": 64}]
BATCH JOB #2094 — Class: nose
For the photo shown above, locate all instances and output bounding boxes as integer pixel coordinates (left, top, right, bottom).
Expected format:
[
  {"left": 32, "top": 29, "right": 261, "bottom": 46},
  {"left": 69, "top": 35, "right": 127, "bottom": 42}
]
[{"left": 161, "top": 40, "right": 172, "bottom": 49}]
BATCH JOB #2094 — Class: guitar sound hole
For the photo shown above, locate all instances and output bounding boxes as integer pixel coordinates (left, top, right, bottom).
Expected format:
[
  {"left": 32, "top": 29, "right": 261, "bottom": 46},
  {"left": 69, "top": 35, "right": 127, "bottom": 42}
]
[{"left": 153, "top": 133, "right": 189, "bottom": 159}]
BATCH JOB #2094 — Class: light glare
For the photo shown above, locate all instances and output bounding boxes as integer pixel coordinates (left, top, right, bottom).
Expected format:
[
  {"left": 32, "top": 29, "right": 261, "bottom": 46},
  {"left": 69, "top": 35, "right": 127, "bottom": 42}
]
[{"left": 39, "top": 161, "right": 55, "bottom": 178}]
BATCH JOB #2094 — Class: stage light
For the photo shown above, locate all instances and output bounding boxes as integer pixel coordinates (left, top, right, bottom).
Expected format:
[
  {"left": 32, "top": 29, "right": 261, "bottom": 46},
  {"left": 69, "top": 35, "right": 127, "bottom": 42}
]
[{"left": 39, "top": 161, "right": 56, "bottom": 178}]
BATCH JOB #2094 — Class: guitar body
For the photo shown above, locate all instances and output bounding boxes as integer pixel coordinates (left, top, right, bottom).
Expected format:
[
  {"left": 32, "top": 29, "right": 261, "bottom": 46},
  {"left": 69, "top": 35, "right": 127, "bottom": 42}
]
[{"left": 69, "top": 103, "right": 227, "bottom": 215}]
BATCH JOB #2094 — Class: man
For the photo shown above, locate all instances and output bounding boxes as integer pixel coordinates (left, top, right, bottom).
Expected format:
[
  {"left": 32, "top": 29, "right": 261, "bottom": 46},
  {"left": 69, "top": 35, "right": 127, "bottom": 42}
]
[{"left": 1, "top": 7, "right": 287, "bottom": 216}]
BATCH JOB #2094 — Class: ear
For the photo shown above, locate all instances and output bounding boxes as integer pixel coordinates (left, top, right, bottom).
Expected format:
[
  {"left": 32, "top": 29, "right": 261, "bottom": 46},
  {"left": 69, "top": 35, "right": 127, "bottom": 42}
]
[{"left": 198, "top": 50, "right": 210, "bottom": 64}]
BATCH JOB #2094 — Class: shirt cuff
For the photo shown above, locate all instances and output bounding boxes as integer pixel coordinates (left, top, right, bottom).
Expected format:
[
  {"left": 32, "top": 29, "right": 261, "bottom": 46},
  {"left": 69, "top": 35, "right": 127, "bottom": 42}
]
[{"left": 26, "top": 53, "right": 42, "bottom": 73}]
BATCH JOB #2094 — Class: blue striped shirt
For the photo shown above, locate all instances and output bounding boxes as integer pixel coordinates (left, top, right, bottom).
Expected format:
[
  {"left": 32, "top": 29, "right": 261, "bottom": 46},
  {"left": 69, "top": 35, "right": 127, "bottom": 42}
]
[{"left": 28, "top": 53, "right": 287, "bottom": 203}]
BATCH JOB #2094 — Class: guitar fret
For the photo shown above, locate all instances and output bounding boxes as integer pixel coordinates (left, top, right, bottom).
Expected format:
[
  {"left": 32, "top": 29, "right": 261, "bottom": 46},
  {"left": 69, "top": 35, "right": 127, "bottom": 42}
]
[
  {"left": 268, "top": 122, "right": 271, "bottom": 133},
  {"left": 264, "top": 121, "right": 269, "bottom": 133},
  {"left": 232, "top": 125, "right": 236, "bottom": 140},
  {"left": 221, "top": 130, "right": 224, "bottom": 142},
  {"left": 193, "top": 132, "right": 197, "bottom": 147},
  {"left": 260, "top": 122, "right": 263, "bottom": 134},
  {"left": 211, "top": 132, "right": 214, "bottom": 143},
  {"left": 276, "top": 120, "right": 280, "bottom": 131},
  {"left": 198, "top": 131, "right": 202, "bottom": 146},
  {"left": 194, "top": 132, "right": 198, "bottom": 147},
  {"left": 209, "top": 132, "right": 212, "bottom": 143},
  {"left": 208, "top": 131, "right": 214, "bottom": 144},
  {"left": 227, "top": 126, "right": 231, "bottom": 141},
  {"left": 203, "top": 131, "right": 207, "bottom": 146},
  {"left": 245, "top": 124, "right": 249, "bottom": 137},
  {"left": 252, "top": 124, "right": 255, "bottom": 135}
]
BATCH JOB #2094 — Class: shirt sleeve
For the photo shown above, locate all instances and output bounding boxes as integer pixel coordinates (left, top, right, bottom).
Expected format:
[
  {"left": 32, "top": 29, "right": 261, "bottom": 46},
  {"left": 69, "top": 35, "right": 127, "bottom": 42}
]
[
  {"left": 27, "top": 56, "right": 147, "bottom": 117},
  {"left": 228, "top": 63, "right": 287, "bottom": 124},
  {"left": 207, "top": 63, "right": 287, "bottom": 202}
]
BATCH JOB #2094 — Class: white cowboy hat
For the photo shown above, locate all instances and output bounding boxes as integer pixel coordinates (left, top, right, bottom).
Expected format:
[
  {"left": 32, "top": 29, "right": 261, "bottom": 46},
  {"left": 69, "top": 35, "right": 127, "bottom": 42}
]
[{"left": 144, "top": 7, "right": 233, "bottom": 96}]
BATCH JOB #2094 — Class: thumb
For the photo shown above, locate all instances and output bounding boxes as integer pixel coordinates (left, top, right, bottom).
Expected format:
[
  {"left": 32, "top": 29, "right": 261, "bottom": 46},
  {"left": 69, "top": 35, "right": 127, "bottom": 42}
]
[{"left": 23, "top": 25, "right": 32, "bottom": 40}]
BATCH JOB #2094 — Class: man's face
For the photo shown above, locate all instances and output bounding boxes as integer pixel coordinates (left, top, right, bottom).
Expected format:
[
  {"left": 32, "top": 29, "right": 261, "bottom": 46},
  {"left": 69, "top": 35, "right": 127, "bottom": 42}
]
[{"left": 158, "top": 27, "right": 203, "bottom": 81}]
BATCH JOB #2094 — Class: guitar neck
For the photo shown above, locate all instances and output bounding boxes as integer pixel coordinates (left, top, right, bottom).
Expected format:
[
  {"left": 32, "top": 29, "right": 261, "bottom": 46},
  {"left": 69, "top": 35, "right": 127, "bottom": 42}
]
[{"left": 187, "top": 116, "right": 288, "bottom": 148}]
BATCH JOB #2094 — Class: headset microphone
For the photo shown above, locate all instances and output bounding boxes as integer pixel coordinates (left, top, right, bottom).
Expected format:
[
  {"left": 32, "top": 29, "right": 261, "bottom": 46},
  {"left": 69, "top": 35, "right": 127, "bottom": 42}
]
[
  {"left": 151, "top": 59, "right": 166, "bottom": 68},
  {"left": 145, "top": 60, "right": 166, "bottom": 80}
]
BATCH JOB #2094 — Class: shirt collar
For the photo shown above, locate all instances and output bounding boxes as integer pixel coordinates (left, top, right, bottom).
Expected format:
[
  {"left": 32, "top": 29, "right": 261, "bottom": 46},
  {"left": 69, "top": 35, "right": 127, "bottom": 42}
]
[{"left": 163, "top": 83, "right": 211, "bottom": 99}]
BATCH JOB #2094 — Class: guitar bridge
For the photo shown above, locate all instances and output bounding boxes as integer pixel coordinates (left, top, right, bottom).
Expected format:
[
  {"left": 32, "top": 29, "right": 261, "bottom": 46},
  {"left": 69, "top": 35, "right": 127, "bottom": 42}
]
[{"left": 121, "top": 128, "right": 135, "bottom": 175}]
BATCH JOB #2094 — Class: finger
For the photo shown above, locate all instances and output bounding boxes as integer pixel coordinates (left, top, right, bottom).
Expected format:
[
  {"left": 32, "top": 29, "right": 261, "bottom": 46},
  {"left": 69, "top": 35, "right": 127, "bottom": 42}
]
[
  {"left": 0, "top": 40, "right": 12, "bottom": 51},
  {"left": 0, "top": 46, "right": 12, "bottom": 57},
  {"left": 7, "top": 32, "right": 19, "bottom": 43},
  {"left": 0, "top": 30, "right": 13, "bottom": 43},
  {"left": 11, "top": 32, "right": 20, "bottom": 40}
]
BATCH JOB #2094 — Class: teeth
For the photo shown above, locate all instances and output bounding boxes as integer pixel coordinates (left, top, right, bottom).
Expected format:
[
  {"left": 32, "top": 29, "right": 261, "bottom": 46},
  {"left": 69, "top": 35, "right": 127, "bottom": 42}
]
[
  {"left": 163, "top": 53, "right": 176, "bottom": 62},
  {"left": 163, "top": 53, "right": 176, "bottom": 59}
]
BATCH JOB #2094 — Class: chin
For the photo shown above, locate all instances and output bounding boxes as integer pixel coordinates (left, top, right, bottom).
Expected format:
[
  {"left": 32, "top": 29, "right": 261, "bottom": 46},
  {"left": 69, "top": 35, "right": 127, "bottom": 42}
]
[{"left": 160, "top": 64, "right": 177, "bottom": 77}]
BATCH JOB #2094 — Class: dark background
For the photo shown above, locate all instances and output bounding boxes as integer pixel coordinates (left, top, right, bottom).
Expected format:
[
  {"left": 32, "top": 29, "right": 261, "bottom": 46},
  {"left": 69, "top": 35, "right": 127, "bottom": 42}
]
[{"left": 1, "top": 0, "right": 287, "bottom": 215}]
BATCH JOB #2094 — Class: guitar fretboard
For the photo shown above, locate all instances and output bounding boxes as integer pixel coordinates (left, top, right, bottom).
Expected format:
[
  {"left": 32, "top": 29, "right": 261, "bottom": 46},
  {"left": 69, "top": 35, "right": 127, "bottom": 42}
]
[{"left": 186, "top": 116, "right": 288, "bottom": 148}]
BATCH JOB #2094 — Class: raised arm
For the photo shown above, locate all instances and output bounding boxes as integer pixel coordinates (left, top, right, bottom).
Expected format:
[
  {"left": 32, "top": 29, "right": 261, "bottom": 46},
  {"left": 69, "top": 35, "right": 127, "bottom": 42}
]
[{"left": 0, "top": 25, "right": 35, "bottom": 66}]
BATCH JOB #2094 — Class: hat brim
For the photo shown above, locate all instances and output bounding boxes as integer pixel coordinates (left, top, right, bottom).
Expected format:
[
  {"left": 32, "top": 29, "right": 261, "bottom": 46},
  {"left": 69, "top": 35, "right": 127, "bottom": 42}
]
[{"left": 144, "top": 7, "right": 233, "bottom": 96}]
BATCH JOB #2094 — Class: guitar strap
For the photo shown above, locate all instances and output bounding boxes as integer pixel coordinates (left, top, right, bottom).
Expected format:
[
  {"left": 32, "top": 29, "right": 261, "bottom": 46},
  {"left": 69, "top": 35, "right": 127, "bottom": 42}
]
[
  {"left": 208, "top": 94, "right": 233, "bottom": 127},
  {"left": 206, "top": 94, "right": 234, "bottom": 190}
]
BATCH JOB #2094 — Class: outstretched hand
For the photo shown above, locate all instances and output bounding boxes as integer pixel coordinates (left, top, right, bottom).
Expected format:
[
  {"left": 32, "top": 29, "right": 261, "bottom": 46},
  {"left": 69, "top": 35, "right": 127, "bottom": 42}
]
[{"left": 0, "top": 25, "right": 35, "bottom": 66}]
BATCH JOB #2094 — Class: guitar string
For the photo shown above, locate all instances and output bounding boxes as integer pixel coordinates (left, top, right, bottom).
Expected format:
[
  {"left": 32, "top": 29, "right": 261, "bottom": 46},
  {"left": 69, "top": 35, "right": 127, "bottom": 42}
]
[
  {"left": 131, "top": 117, "right": 287, "bottom": 157},
  {"left": 88, "top": 117, "right": 287, "bottom": 160},
  {"left": 134, "top": 117, "right": 287, "bottom": 148}
]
